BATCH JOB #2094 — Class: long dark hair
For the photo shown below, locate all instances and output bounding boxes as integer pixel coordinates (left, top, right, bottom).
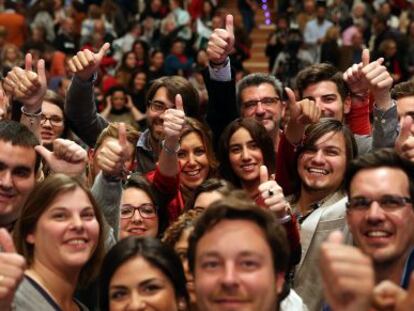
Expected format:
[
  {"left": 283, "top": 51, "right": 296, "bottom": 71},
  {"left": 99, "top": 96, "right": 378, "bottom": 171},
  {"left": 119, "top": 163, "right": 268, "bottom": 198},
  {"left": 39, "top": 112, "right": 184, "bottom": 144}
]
[
  {"left": 99, "top": 236, "right": 189, "bottom": 311},
  {"left": 218, "top": 118, "right": 276, "bottom": 188}
]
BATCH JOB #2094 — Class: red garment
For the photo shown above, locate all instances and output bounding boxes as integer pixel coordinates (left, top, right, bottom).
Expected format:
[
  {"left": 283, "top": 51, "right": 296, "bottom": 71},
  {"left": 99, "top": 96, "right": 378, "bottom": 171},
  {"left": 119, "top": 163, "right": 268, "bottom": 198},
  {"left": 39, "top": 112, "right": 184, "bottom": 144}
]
[
  {"left": 345, "top": 94, "right": 371, "bottom": 135},
  {"left": 146, "top": 166, "right": 184, "bottom": 223},
  {"left": 0, "top": 11, "right": 26, "bottom": 48},
  {"left": 276, "top": 132, "right": 297, "bottom": 196},
  {"left": 255, "top": 195, "right": 301, "bottom": 265}
]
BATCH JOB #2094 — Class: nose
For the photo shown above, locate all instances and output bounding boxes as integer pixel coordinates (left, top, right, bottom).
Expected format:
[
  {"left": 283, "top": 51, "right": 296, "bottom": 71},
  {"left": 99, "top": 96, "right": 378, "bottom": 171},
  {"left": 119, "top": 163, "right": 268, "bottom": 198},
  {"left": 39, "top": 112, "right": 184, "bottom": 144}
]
[
  {"left": 187, "top": 153, "right": 196, "bottom": 166},
  {"left": 221, "top": 263, "right": 239, "bottom": 291},
  {"left": 0, "top": 170, "right": 13, "bottom": 190},
  {"left": 311, "top": 149, "right": 325, "bottom": 164},
  {"left": 366, "top": 201, "right": 386, "bottom": 224},
  {"left": 128, "top": 291, "right": 146, "bottom": 310},
  {"left": 131, "top": 209, "right": 143, "bottom": 223},
  {"left": 70, "top": 214, "right": 84, "bottom": 231},
  {"left": 255, "top": 101, "right": 265, "bottom": 116},
  {"left": 241, "top": 146, "right": 252, "bottom": 162}
]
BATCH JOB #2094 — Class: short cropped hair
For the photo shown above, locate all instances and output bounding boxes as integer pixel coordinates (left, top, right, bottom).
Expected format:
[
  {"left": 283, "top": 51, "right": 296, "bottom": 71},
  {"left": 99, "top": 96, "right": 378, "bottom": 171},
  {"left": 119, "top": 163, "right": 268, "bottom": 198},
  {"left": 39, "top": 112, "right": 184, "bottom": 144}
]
[
  {"left": 236, "top": 73, "right": 283, "bottom": 107},
  {"left": 187, "top": 192, "right": 290, "bottom": 275},
  {"left": 345, "top": 148, "right": 414, "bottom": 200},
  {"left": 391, "top": 80, "right": 414, "bottom": 100},
  {"left": 0, "top": 120, "right": 41, "bottom": 171},
  {"left": 296, "top": 63, "right": 349, "bottom": 101}
]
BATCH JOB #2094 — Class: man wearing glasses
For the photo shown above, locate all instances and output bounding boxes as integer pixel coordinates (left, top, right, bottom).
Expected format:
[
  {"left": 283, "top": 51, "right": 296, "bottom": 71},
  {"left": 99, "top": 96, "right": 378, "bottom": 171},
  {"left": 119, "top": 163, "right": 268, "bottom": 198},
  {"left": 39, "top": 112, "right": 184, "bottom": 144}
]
[{"left": 319, "top": 148, "right": 414, "bottom": 310}]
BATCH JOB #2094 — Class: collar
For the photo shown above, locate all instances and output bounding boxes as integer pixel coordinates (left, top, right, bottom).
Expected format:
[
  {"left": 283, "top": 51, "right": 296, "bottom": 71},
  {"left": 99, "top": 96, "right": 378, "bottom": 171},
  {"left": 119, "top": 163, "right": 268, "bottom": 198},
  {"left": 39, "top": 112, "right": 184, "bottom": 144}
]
[
  {"left": 401, "top": 247, "right": 414, "bottom": 289},
  {"left": 137, "top": 129, "right": 152, "bottom": 152}
]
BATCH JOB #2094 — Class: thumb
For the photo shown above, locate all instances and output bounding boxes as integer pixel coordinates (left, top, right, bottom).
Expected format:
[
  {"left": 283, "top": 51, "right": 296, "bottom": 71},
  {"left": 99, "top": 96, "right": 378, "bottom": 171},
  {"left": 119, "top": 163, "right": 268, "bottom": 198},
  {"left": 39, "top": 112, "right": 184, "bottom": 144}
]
[
  {"left": 362, "top": 48, "right": 370, "bottom": 67},
  {"left": 0, "top": 228, "right": 16, "bottom": 253},
  {"left": 25, "top": 53, "right": 33, "bottom": 71},
  {"left": 259, "top": 165, "right": 269, "bottom": 184},
  {"left": 97, "top": 42, "right": 110, "bottom": 59},
  {"left": 225, "top": 14, "right": 234, "bottom": 35},
  {"left": 118, "top": 122, "right": 127, "bottom": 148},
  {"left": 34, "top": 145, "right": 53, "bottom": 163},
  {"left": 376, "top": 57, "right": 384, "bottom": 65},
  {"left": 327, "top": 231, "right": 344, "bottom": 244},
  {"left": 285, "top": 87, "right": 296, "bottom": 106},
  {"left": 175, "top": 94, "right": 184, "bottom": 112}
]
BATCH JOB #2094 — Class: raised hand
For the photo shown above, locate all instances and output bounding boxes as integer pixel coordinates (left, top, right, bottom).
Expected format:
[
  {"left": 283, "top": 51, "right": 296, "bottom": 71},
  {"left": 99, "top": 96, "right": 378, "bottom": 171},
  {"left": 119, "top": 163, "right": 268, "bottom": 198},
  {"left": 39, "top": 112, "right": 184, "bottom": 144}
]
[
  {"left": 286, "top": 87, "right": 321, "bottom": 125},
  {"left": 68, "top": 43, "right": 111, "bottom": 81},
  {"left": 395, "top": 115, "right": 414, "bottom": 162},
  {"left": 258, "top": 165, "right": 289, "bottom": 218},
  {"left": 3, "top": 53, "right": 47, "bottom": 113},
  {"left": 320, "top": 231, "right": 374, "bottom": 311},
  {"left": 96, "top": 123, "right": 129, "bottom": 178},
  {"left": 161, "top": 94, "right": 186, "bottom": 145},
  {"left": 35, "top": 139, "right": 87, "bottom": 177},
  {"left": 343, "top": 49, "right": 371, "bottom": 94},
  {"left": 0, "top": 88, "right": 9, "bottom": 121},
  {"left": 0, "top": 229, "right": 26, "bottom": 310},
  {"left": 207, "top": 14, "right": 235, "bottom": 65}
]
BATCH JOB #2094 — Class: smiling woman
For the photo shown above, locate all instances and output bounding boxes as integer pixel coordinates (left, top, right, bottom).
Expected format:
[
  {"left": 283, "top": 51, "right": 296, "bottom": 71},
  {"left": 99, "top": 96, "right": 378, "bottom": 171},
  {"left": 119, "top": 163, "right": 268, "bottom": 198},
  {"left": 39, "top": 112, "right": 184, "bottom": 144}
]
[
  {"left": 99, "top": 236, "right": 189, "bottom": 311},
  {"left": 12, "top": 174, "right": 106, "bottom": 310}
]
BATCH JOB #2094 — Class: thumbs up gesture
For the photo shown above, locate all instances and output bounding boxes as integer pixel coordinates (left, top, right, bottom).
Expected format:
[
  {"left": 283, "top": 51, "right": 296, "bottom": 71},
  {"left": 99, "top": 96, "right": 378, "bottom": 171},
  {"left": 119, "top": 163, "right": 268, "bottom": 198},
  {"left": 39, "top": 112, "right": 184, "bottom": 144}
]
[
  {"left": 35, "top": 139, "right": 87, "bottom": 177},
  {"left": 68, "top": 43, "right": 111, "bottom": 81},
  {"left": 96, "top": 122, "right": 130, "bottom": 178},
  {"left": 3, "top": 53, "right": 47, "bottom": 113},
  {"left": 319, "top": 231, "right": 375, "bottom": 311},
  {"left": 395, "top": 115, "right": 414, "bottom": 162},
  {"left": 161, "top": 94, "right": 186, "bottom": 145},
  {"left": 0, "top": 228, "right": 26, "bottom": 309},
  {"left": 207, "top": 14, "right": 235, "bottom": 65},
  {"left": 257, "top": 165, "right": 289, "bottom": 218}
]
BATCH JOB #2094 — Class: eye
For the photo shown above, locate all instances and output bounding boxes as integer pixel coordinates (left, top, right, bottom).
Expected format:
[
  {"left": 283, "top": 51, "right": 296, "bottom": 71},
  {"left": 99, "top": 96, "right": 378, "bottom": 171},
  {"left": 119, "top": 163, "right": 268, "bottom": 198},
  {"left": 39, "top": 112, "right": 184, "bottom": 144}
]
[
  {"left": 140, "top": 204, "right": 156, "bottom": 214},
  {"left": 194, "top": 148, "right": 206, "bottom": 156},
  {"left": 13, "top": 168, "right": 31, "bottom": 178},
  {"left": 141, "top": 283, "right": 163, "bottom": 294},
  {"left": 120, "top": 207, "right": 132, "bottom": 215},
  {"left": 110, "top": 289, "right": 128, "bottom": 300},
  {"left": 81, "top": 210, "right": 96, "bottom": 220},
  {"left": 230, "top": 146, "right": 241, "bottom": 154},
  {"left": 201, "top": 260, "right": 220, "bottom": 270},
  {"left": 325, "top": 149, "right": 340, "bottom": 156},
  {"left": 323, "top": 96, "right": 336, "bottom": 103},
  {"left": 177, "top": 150, "right": 187, "bottom": 159},
  {"left": 248, "top": 141, "right": 258, "bottom": 150},
  {"left": 52, "top": 212, "right": 67, "bottom": 220},
  {"left": 240, "top": 259, "right": 259, "bottom": 270}
]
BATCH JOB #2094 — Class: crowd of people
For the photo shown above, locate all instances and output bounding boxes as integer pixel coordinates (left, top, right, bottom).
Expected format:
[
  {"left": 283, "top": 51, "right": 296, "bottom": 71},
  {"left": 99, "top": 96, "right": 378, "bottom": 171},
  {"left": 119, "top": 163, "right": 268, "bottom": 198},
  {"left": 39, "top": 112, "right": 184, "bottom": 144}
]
[{"left": 0, "top": 0, "right": 413, "bottom": 310}]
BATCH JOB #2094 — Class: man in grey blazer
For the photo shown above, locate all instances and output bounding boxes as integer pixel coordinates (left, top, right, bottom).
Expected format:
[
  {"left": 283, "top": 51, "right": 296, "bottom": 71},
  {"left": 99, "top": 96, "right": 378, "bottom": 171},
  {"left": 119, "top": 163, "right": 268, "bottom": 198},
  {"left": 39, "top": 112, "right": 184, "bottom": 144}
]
[{"left": 289, "top": 118, "right": 357, "bottom": 311}]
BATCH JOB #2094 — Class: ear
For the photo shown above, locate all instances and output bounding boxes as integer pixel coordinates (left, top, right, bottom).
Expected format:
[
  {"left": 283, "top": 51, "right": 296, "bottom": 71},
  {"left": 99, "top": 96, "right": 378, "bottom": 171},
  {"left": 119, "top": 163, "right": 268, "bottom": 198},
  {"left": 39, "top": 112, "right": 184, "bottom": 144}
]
[
  {"left": 87, "top": 148, "right": 95, "bottom": 162},
  {"left": 26, "top": 233, "right": 35, "bottom": 245},
  {"left": 343, "top": 96, "right": 352, "bottom": 115},
  {"left": 275, "top": 272, "right": 285, "bottom": 296}
]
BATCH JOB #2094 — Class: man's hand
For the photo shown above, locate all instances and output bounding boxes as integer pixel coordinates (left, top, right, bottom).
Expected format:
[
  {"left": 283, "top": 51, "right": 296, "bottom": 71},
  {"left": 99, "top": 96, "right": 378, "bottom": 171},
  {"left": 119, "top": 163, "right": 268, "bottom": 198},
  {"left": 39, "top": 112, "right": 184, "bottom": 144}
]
[
  {"left": 373, "top": 274, "right": 414, "bottom": 311},
  {"left": 344, "top": 49, "right": 393, "bottom": 109},
  {"left": 284, "top": 87, "right": 321, "bottom": 144},
  {"left": 207, "top": 14, "right": 234, "bottom": 64},
  {"left": 320, "top": 231, "right": 375, "bottom": 311},
  {"left": 3, "top": 54, "right": 47, "bottom": 113},
  {"left": 96, "top": 123, "right": 129, "bottom": 178},
  {"left": 35, "top": 139, "right": 87, "bottom": 177},
  {"left": 395, "top": 115, "right": 414, "bottom": 162},
  {"left": 258, "top": 165, "right": 289, "bottom": 218},
  {"left": 0, "top": 228, "right": 26, "bottom": 311},
  {"left": 0, "top": 88, "right": 10, "bottom": 121},
  {"left": 68, "top": 43, "right": 110, "bottom": 81}
]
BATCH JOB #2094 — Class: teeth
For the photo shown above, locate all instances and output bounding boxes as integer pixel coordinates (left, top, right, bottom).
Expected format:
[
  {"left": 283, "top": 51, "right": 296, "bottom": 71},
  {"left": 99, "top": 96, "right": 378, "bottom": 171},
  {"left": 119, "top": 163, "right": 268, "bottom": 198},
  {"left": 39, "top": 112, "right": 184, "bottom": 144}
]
[
  {"left": 129, "top": 228, "right": 145, "bottom": 233},
  {"left": 366, "top": 231, "right": 389, "bottom": 237},
  {"left": 67, "top": 239, "right": 86, "bottom": 245},
  {"left": 308, "top": 168, "right": 328, "bottom": 174},
  {"left": 241, "top": 164, "right": 255, "bottom": 169},
  {"left": 185, "top": 170, "right": 200, "bottom": 176}
]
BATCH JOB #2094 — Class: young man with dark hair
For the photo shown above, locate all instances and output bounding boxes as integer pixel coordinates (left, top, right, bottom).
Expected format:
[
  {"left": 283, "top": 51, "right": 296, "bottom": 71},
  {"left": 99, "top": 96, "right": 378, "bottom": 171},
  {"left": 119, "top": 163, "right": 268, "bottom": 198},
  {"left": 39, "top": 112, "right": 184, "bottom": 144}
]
[
  {"left": 289, "top": 118, "right": 357, "bottom": 311},
  {"left": 188, "top": 192, "right": 307, "bottom": 311},
  {"left": 320, "top": 149, "right": 414, "bottom": 311}
]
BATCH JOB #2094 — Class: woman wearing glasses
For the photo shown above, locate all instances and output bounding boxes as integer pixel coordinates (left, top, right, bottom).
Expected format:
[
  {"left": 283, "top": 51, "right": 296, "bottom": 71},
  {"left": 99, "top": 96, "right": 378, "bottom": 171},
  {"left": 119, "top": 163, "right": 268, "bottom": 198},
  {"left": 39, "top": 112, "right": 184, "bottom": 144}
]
[
  {"left": 118, "top": 173, "right": 169, "bottom": 240},
  {"left": 39, "top": 90, "right": 70, "bottom": 150}
]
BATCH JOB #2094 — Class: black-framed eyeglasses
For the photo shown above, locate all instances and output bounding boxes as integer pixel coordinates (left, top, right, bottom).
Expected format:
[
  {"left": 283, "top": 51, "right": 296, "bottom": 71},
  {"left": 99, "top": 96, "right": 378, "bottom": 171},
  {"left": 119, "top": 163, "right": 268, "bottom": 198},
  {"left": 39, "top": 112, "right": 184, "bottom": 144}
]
[
  {"left": 40, "top": 114, "right": 64, "bottom": 127},
  {"left": 120, "top": 203, "right": 157, "bottom": 219},
  {"left": 242, "top": 96, "right": 281, "bottom": 111},
  {"left": 148, "top": 100, "right": 170, "bottom": 113},
  {"left": 346, "top": 195, "right": 412, "bottom": 212}
]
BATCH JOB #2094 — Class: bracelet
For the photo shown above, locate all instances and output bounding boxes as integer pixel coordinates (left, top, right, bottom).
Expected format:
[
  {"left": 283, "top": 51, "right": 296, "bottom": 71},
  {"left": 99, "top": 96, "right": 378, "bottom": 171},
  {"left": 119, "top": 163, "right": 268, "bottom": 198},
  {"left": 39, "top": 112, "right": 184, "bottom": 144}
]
[
  {"left": 161, "top": 139, "right": 180, "bottom": 155},
  {"left": 209, "top": 57, "right": 229, "bottom": 69},
  {"left": 21, "top": 106, "right": 41, "bottom": 126},
  {"left": 277, "top": 214, "right": 292, "bottom": 224}
]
